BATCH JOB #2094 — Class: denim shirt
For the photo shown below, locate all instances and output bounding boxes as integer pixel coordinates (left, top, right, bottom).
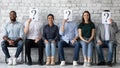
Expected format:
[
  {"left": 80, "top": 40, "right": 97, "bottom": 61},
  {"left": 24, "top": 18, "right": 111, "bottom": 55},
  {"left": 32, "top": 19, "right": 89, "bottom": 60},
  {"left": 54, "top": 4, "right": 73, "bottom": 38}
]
[{"left": 43, "top": 24, "right": 59, "bottom": 41}]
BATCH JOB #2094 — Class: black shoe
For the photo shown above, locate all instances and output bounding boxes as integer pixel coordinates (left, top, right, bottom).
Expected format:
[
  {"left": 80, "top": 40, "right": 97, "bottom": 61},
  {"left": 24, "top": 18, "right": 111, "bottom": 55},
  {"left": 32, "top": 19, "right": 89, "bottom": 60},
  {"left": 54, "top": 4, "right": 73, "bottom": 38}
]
[
  {"left": 27, "top": 61, "right": 32, "bottom": 65},
  {"left": 97, "top": 61, "right": 106, "bottom": 65},
  {"left": 27, "top": 57, "right": 32, "bottom": 65},
  {"left": 107, "top": 61, "right": 112, "bottom": 67},
  {"left": 38, "top": 60, "right": 43, "bottom": 65}
]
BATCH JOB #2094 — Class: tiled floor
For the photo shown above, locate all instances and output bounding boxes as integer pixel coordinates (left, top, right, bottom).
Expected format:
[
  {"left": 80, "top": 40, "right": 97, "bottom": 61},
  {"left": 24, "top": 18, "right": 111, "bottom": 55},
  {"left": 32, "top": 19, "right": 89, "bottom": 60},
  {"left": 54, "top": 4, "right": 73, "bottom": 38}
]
[{"left": 0, "top": 63, "right": 120, "bottom": 68}]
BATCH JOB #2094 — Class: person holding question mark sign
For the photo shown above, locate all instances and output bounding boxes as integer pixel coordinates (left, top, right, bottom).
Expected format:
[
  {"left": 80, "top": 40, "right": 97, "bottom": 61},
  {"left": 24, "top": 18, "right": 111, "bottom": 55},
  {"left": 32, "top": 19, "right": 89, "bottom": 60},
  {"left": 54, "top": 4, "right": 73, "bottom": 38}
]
[
  {"left": 58, "top": 16, "right": 79, "bottom": 66},
  {"left": 24, "top": 18, "right": 44, "bottom": 65},
  {"left": 96, "top": 17, "right": 119, "bottom": 67}
]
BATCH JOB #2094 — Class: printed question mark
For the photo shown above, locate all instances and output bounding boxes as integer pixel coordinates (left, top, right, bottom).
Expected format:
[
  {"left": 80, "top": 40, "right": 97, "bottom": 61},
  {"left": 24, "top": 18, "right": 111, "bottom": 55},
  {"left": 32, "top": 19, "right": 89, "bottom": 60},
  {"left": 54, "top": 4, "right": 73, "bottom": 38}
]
[
  {"left": 66, "top": 10, "right": 71, "bottom": 19},
  {"left": 104, "top": 13, "right": 109, "bottom": 22},
  {"left": 31, "top": 9, "right": 36, "bottom": 19}
]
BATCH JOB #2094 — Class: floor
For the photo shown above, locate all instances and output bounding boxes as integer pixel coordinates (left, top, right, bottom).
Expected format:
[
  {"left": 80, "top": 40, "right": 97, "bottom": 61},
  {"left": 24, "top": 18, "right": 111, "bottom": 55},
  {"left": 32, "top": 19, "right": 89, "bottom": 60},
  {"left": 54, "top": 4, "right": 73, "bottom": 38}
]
[{"left": 0, "top": 63, "right": 120, "bottom": 68}]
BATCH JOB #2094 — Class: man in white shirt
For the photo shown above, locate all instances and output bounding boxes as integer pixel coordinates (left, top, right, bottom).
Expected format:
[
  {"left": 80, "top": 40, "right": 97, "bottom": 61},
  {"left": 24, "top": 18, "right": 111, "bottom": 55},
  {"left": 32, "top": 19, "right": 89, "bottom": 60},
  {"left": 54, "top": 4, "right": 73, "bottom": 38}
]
[{"left": 24, "top": 18, "right": 44, "bottom": 65}]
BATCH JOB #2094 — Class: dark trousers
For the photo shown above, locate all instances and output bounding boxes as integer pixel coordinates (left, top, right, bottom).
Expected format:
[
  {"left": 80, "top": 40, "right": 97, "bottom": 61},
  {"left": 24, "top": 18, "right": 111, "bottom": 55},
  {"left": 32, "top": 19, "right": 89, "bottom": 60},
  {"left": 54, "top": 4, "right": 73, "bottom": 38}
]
[
  {"left": 1, "top": 40, "right": 23, "bottom": 58},
  {"left": 25, "top": 39, "right": 44, "bottom": 62}
]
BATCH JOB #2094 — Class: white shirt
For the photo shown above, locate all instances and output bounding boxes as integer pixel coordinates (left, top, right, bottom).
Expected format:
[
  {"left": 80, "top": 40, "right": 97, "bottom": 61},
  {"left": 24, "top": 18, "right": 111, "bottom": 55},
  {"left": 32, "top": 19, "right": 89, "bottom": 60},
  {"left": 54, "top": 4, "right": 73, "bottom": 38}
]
[
  {"left": 104, "top": 24, "right": 110, "bottom": 40},
  {"left": 25, "top": 20, "right": 42, "bottom": 40}
]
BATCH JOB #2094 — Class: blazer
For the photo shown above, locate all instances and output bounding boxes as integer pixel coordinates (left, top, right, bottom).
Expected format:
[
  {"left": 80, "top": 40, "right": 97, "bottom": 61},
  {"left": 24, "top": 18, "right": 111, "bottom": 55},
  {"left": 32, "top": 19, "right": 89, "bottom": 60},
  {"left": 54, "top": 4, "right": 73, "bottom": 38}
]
[{"left": 96, "top": 22, "right": 118, "bottom": 43}]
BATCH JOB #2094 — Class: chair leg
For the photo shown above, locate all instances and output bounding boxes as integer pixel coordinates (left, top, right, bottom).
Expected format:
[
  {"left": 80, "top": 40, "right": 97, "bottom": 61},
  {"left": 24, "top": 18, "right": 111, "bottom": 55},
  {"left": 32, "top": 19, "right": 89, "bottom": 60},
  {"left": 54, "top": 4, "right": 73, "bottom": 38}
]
[
  {"left": 5, "top": 57, "right": 7, "bottom": 64},
  {"left": 114, "top": 47, "right": 116, "bottom": 64},
  {"left": 25, "top": 49, "right": 27, "bottom": 63},
  {"left": 57, "top": 54, "right": 60, "bottom": 64},
  {"left": 21, "top": 50, "right": 24, "bottom": 63}
]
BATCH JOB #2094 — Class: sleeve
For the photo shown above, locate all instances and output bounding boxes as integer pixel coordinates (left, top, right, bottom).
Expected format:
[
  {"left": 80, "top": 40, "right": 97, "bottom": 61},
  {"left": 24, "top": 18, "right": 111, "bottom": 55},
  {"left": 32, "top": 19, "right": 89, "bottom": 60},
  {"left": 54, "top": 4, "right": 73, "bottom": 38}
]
[
  {"left": 111, "top": 22, "right": 118, "bottom": 33},
  {"left": 78, "top": 23, "right": 82, "bottom": 29},
  {"left": 42, "top": 25, "right": 47, "bottom": 40},
  {"left": 59, "top": 23, "right": 64, "bottom": 35},
  {"left": 75, "top": 24, "right": 78, "bottom": 37},
  {"left": 19, "top": 23, "right": 24, "bottom": 39},
  {"left": 92, "top": 23, "right": 95, "bottom": 29},
  {"left": 96, "top": 24, "right": 101, "bottom": 41},
  {"left": 54, "top": 25, "right": 60, "bottom": 41},
  {"left": 1, "top": 23, "right": 8, "bottom": 37},
  {"left": 24, "top": 21, "right": 28, "bottom": 27}
]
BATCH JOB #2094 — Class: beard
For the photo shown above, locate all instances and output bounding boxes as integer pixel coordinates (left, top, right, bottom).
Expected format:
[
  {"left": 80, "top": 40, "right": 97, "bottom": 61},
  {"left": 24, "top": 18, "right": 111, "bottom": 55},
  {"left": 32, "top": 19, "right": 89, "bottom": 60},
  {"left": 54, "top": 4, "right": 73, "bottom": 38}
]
[{"left": 10, "top": 18, "right": 16, "bottom": 22}]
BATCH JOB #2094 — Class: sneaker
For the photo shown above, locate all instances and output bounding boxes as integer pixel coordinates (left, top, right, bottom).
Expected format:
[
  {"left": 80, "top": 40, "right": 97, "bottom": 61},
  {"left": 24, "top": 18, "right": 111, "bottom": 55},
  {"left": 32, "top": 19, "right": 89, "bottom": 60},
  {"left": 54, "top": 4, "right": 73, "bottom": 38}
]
[
  {"left": 13, "top": 57, "right": 17, "bottom": 65},
  {"left": 73, "top": 61, "right": 78, "bottom": 66},
  {"left": 60, "top": 61, "right": 65, "bottom": 66},
  {"left": 83, "top": 61, "right": 87, "bottom": 67},
  {"left": 87, "top": 62, "right": 91, "bottom": 67},
  {"left": 8, "top": 58, "right": 12, "bottom": 65}
]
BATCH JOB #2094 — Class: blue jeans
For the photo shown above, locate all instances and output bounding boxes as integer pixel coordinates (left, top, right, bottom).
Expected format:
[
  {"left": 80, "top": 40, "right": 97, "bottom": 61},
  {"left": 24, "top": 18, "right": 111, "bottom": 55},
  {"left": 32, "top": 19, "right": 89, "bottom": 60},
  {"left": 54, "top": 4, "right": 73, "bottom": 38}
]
[
  {"left": 58, "top": 40, "right": 80, "bottom": 61},
  {"left": 45, "top": 41, "right": 56, "bottom": 57},
  {"left": 1, "top": 40, "right": 23, "bottom": 58},
  {"left": 80, "top": 40, "right": 94, "bottom": 59},
  {"left": 96, "top": 41, "right": 114, "bottom": 62}
]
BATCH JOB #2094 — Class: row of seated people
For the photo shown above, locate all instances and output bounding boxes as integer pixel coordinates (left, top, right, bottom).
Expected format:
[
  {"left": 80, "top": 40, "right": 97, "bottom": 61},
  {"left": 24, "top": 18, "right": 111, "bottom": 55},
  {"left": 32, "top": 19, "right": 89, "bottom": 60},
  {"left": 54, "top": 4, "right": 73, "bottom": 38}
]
[{"left": 1, "top": 11, "right": 118, "bottom": 67}]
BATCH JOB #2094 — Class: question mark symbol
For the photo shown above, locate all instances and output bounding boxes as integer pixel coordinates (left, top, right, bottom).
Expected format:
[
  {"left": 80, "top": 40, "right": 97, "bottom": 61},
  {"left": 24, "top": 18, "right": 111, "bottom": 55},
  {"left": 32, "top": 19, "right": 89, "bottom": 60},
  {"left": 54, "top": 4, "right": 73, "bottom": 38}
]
[
  {"left": 104, "top": 13, "right": 109, "bottom": 22},
  {"left": 66, "top": 10, "right": 71, "bottom": 19},
  {"left": 31, "top": 9, "right": 36, "bottom": 19}
]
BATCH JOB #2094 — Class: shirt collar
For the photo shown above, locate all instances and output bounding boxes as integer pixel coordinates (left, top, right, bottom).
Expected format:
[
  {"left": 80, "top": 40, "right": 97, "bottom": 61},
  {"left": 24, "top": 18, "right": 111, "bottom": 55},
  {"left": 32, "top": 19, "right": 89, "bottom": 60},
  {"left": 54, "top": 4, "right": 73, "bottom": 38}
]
[
  {"left": 47, "top": 24, "right": 55, "bottom": 27},
  {"left": 9, "top": 21, "right": 18, "bottom": 24}
]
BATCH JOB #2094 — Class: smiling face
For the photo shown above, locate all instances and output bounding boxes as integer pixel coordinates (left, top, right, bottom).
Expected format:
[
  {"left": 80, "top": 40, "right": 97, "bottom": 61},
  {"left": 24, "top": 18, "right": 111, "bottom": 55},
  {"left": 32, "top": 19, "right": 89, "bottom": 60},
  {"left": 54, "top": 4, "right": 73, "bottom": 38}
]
[
  {"left": 9, "top": 11, "right": 17, "bottom": 22},
  {"left": 47, "top": 14, "right": 54, "bottom": 26},
  {"left": 48, "top": 16, "right": 54, "bottom": 24}
]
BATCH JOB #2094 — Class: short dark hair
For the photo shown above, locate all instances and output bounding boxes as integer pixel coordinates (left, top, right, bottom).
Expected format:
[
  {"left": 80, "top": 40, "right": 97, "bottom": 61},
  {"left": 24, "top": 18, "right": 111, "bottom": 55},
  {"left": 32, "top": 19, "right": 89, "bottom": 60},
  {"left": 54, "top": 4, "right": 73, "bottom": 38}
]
[
  {"left": 104, "top": 10, "right": 110, "bottom": 12},
  {"left": 47, "top": 14, "right": 54, "bottom": 20},
  {"left": 10, "top": 11, "right": 17, "bottom": 16}
]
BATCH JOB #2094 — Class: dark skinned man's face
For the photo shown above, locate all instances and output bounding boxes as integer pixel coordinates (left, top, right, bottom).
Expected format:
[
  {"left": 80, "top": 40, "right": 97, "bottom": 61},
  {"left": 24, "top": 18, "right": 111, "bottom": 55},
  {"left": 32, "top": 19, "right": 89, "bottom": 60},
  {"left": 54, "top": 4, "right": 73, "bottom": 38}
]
[{"left": 9, "top": 12, "right": 17, "bottom": 22}]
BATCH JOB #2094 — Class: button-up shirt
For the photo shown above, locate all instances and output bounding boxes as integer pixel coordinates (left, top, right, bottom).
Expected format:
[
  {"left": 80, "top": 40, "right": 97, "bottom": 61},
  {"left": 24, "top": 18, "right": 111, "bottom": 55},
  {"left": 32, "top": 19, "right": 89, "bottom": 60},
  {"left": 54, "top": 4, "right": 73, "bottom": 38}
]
[
  {"left": 24, "top": 20, "right": 42, "bottom": 39},
  {"left": 59, "top": 21, "right": 78, "bottom": 43},
  {"left": 43, "top": 24, "right": 59, "bottom": 41},
  {"left": 2, "top": 21, "right": 24, "bottom": 40},
  {"left": 104, "top": 24, "right": 110, "bottom": 40}
]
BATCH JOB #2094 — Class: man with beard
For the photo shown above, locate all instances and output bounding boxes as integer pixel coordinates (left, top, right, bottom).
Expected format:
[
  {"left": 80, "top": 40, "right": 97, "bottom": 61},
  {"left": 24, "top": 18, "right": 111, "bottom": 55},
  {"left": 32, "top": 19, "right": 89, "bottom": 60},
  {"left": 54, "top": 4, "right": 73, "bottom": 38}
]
[{"left": 1, "top": 11, "right": 24, "bottom": 65}]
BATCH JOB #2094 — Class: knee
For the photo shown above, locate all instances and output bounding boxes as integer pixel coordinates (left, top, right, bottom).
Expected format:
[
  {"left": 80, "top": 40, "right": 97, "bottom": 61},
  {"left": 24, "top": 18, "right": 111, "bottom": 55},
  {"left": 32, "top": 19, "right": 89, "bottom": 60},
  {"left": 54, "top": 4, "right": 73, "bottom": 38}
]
[
  {"left": 45, "top": 43, "right": 50, "bottom": 47},
  {"left": 74, "top": 42, "right": 80, "bottom": 47},
  {"left": 51, "top": 42, "right": 55, "bottom": 46},
  {"left": 96, "top": 44, "right": 100, "bottom": 47},
  {"left": 17, "top": 40, "right": 23, "bottom": 46},
  {"left": 109, "top": 42, "right": 114, "bottom": 47},
  {"left": 58, "top": 41, "right": 63, "bottom": 48},
  {"left": 1, "top": 41, "right": 7, "bottom": 48}
]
